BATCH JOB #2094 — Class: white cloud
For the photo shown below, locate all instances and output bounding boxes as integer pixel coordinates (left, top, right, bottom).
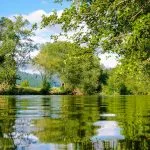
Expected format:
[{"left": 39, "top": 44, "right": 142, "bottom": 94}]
[
  {"left": 99, "top": 53, "right": 118, "bottom": 68},
  {"left": 31, "top": 28, "right": 50, "bottom": 44},
  {"left": 22, "top": 10, "right": 63, "bottom": 44},
  {"left": 23, "top": 10, "right": 47, "bottom": 24},
  {"left": 20, "top": 64, "right": 40, "bottom": 74},
  {"left": 22, "top": 9, "right": 63, "bottom": 24}
]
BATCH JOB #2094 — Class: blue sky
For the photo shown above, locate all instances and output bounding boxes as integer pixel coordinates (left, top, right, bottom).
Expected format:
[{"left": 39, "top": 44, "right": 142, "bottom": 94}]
[
  {"left": 0, "top": 0, "right": 71, "bottom": 16},
  {"left": 0, "top": 0, "right": 71, "bottom": 45}
]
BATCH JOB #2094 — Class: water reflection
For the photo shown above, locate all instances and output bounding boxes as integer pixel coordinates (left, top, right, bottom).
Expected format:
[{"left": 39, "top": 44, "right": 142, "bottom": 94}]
[
  {"left": 92, "top": 121, "right": 124, "bottom": 150},
  {"left": 0, "top": 95, "right": 149, "bottom": 150},
  {"left": 92, "top": 121, "right": 124, "bottom": 140},
  {"left": 0, "top": 96, "right": 16, "bottom": 149},
  {"left": 92, "top": 97, "right": 124, "bottom": 150}
]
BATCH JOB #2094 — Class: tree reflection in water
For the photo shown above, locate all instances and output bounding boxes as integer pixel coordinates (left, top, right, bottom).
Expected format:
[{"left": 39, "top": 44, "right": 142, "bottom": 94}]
[
  {"left": 0, "top": 96, "right": 16, "bottom": 149},
  {"left": 91, "top": 120, "right": 124, "bottom": 150},
  {"left": 0, "top": 95, "right": 149, "bottom": 150}
]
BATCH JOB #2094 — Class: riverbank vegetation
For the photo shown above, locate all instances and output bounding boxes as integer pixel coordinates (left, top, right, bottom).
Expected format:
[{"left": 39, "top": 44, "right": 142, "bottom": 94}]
[
  {"left": 41, "top": 0, "right": 150, "bottom": 95},
  {"left": 0, "top": 0, "right": 149, "bottom": 95},
  {"left": 34, "top": 42, "right": 102, "bottom": 95},
  {"left": 0, "top": 16, "right": 37, "bottom": 94}
]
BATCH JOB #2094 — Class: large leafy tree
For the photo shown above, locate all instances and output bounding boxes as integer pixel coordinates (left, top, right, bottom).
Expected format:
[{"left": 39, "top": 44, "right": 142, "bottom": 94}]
[
  {"left": 41, "top": 0, "right": 150, "bottom": 94},
  {"left": 103, "top": 64, "right": 150, "bottom": 95},
  {"left": 0, "top": 16, "right": 36, "bottom": 87},
  {"left": 45, "top": 0, "right": 149, "bottom": 52},
  {"left": 34, "top": 41, "right": 101, "bottom": 94}
]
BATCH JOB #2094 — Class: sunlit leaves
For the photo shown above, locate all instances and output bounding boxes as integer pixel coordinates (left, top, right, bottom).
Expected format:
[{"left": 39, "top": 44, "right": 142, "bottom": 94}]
[
  {"left": 0, "top": 16, "right": 36, "bottom": 86},
  {"left": 35, "top": 41, "right": 101, "bottom": 94}
]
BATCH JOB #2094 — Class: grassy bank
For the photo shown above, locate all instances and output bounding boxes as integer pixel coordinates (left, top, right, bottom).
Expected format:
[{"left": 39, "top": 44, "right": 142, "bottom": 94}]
[{"left": 0, "top": 86, "right": 69, "bottom": 95}]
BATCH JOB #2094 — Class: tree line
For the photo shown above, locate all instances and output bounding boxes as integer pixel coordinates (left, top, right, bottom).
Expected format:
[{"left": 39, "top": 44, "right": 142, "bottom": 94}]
[{"left": 0, "top": 0, "right": 149, "bottom": 95}]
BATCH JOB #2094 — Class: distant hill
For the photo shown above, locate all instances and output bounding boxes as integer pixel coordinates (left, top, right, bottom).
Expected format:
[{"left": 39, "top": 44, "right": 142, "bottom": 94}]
[{"left": 17, "top": 71, "right": 61, "bottom": 87}]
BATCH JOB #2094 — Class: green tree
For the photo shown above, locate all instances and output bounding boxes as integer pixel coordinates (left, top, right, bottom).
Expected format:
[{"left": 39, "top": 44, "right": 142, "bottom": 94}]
[
  {"left": 0, "top": 16, "right": 36, "bottom": 89},
  {"left": 42, "top": 0, "right": 150, "bottom": 95},
  {"left": 40, "top": 76, "right": 51, "bottom": 94},
  {"left": 20, "top": 80, "right": 30, "bottom": 87},
  {"left": 34, "top": 41, "right": 101, "bottom": 94},
  {"left": 102, "top": 65, "right": 150, "bottom": 95}
]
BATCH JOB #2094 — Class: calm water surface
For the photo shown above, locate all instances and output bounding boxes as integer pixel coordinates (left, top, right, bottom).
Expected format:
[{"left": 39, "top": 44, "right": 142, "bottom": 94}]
[{"left": 0, "top": 95, "right": 149, "bottom": 150}]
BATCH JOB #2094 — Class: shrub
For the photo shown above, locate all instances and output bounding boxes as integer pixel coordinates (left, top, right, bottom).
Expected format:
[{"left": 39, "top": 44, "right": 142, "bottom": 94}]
[
  {"left": 20, "top": 80, "right": 30, "bottom": 87},
  {"left": 40, "top": 79, "right": 51, "bottom": 94}
]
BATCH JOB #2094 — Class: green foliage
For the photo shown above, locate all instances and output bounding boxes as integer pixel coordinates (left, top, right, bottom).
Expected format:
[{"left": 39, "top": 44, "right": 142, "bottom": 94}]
[
  {"left": 103, "top": 65, "right": 150, "bottom": 95},
  {"left": 40, "top": 77, "right": 51, "bottom": 94},
  {"left": 20, "top": 80, "right": 30, "bottom": 87},
  {"left": 42, "top": 0, "right": 150, "bottom": 95},
  {"left": 0, "top": 16, "right": 36, "bottom": 88},
  {"left": 97, "top": 68, "right": 109, "bottom": 92},
  {"left": 35, "top": 41, "right": 101, "bottom": 94},
  {"left": 0, "top": 82, "right": 10, "bottom": 94},
  {"left": 16, "top": 86, "right": 41, "bottom": 95}
]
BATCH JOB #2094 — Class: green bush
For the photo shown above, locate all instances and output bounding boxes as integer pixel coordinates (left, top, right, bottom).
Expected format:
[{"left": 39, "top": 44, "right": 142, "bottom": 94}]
[
  {"left": 20, "top": 80, "right": 30, "bottom": 87},
  {"left": 40, "top": 79, "right": 51, "bottom": 94}
]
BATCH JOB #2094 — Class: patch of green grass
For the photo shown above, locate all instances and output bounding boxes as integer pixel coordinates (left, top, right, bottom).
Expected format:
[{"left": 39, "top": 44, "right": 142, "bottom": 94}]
[
  {"left": 0, "top": 85, "right": 71, "bottom": 95},
  {"left": 15, "top": 86, "right": 41, "bottom": 95}
]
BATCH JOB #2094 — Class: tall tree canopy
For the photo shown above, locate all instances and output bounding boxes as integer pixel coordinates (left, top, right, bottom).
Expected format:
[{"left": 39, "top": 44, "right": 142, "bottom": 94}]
[
  {"left": 0, "top": 16, "right": 36, "bottom": 87},
  {"left": 45, "top": 0, "right": 149, "bottom": 53},
  {"left": 41, "top": 0, "right": 150, "bottom": 94},
  {"left": 34, "top": 41, "right": 101, "bottom": 94}
]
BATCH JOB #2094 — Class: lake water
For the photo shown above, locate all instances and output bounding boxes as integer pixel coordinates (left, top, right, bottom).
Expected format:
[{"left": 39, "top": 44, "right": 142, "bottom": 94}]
[{"left": 0, "top": 95, "right": 149, "bottom": 150}]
